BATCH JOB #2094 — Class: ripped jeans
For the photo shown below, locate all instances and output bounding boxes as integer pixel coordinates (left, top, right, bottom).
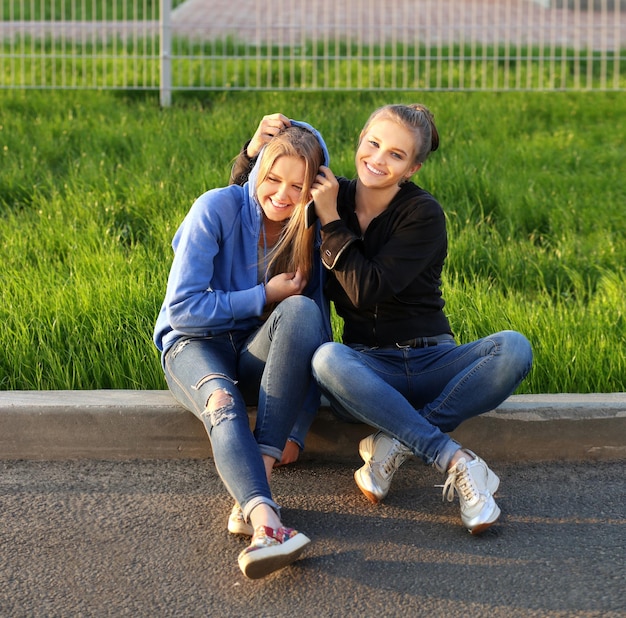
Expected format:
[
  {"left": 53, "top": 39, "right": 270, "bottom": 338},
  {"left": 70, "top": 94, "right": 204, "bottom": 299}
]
[{"left": 163, "top": 295, "right": 325, "bottom": 521}]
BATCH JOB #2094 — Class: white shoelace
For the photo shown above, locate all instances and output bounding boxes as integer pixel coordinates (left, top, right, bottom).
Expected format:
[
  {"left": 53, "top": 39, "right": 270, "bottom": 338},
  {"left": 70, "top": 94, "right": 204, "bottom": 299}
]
[
  {"left": 378, "top": 442, "right": 407, "bottom": 479},
  {"left": 441, "top": 459, "right": 478, "bottom": 504}
]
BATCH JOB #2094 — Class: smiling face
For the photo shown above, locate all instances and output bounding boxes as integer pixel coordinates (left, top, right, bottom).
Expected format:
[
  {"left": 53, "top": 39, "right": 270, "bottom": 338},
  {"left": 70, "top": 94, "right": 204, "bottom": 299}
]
[
  {"left": 356, "top": 118, "right": 421, "bottom": 189},
  {"left": 256, "top": 155, "right": 307, "bottom": 223}
]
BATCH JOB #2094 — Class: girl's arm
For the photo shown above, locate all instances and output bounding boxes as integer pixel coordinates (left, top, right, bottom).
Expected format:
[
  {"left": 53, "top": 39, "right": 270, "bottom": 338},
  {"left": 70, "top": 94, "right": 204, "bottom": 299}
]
[
  {"left": 320, "top": 195, "right": 447, "bottom": 309},
  {"left": 164, "top": 192, "right": 266, "bottom": 335}
]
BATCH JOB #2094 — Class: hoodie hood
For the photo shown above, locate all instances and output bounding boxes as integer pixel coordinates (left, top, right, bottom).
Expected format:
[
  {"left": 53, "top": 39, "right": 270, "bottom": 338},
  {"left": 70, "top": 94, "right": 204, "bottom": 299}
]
[{"left": 247, "top": 119, "right": 330, "bottom": 205}]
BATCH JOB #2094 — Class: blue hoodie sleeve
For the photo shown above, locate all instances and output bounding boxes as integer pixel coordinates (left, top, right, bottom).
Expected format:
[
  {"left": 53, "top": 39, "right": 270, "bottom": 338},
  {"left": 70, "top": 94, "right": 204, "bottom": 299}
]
[{"left": 163, "top": 188, "right": 266, "bottom": 336}]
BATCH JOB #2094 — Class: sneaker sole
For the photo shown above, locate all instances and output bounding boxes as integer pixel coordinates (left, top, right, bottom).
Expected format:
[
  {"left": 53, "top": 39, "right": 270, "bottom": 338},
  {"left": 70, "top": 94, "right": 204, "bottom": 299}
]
[
  {"left": 238, "top": 533, "right": 311, "bottom": 580},
  {"left": 354, "top": 468, "right": 383, "bottom": 504},
  {"left": 467, "top": 502, "right": 501, "bottom": 535}
]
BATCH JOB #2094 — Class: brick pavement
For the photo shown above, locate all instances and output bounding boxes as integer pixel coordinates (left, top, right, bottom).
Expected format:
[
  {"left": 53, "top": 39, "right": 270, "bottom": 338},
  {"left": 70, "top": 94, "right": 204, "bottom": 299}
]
[
  {"left": 3, "top": 1, "right": 623, "bottom": 50},
  {"left": 173, "top": 0, "right": 625, "bottom": 50}
]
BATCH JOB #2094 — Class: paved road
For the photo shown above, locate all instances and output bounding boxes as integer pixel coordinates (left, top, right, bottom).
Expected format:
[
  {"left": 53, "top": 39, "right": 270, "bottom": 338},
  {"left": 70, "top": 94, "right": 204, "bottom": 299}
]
[
  {"left": 1, "top": 458, "right": 624, "bottom": 617},
  {"left": 173, "top": 0, "right": 626, "bottom": 49},
  {"left": 3, "top": 0, "right": 625, "bottom": 50}
]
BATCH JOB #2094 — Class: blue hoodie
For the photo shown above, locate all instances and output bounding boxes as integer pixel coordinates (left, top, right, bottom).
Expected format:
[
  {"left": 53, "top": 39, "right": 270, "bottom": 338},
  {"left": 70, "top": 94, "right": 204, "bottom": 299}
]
[{"left": 153, "top": 120, "right": 332, "bottom": 361}]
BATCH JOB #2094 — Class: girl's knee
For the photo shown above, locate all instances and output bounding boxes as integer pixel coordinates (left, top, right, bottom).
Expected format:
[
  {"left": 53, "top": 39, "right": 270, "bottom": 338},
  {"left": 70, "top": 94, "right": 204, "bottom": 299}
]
[
  {"left": 202, "top": 388, "right": 237, "bottom": 427},
  {"left": 280, "top": 296, "right": 324, "bottom": 343},
  {"left": 280, "top": 294, "right": 317, "bottom": 318},
  {"left": 503, "top": 330, "right": 532, "bottom": 354},
  {"left": 498, "top": 330, "right": 533, "bottom": 373},
  {"left": 312, "top": 342, "right": 341, "bottom": 378},
  {"left": 279, "top": 295, "right": 320, "bottom": 325}
]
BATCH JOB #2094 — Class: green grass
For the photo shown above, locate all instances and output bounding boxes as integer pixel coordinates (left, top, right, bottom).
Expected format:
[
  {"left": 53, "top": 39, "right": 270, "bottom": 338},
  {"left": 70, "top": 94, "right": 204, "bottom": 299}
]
[
  {"left": 0, "top": 89, "right": 624, "bottom": 393},
  {"left": 2, "top": 39, "right": 624, "bottom": 91},
  {"left": 2, "top": 0, "right": 186, "bottom": 21}
]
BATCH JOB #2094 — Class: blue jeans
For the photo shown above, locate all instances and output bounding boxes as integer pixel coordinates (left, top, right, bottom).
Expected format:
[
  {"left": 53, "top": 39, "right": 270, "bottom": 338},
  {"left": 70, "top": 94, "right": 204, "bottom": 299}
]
[
  {"left": 164, "top": 295, "right": 325, "bottom": 520},
  {"left": 312, "top": 330, "right": 533, "bottom": 472}
]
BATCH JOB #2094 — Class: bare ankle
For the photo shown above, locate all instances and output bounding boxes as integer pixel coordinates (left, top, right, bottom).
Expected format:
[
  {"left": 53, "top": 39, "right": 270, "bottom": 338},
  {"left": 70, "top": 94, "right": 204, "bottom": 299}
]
[
  {"left": 448, "top": 448, "right": 472, "bottom": 470},
  {"left": 249, "top": 503, "right": 282, "bottom": 531}
]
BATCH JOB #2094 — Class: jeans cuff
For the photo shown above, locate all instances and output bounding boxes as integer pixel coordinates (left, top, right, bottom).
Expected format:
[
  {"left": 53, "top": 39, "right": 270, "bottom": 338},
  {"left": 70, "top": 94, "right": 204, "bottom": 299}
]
[
  {"left": 259, "top": 443, "right": 284, "bottom": 462},
  {"left": 242, "top": 496, "right": 281, "bottom": 523},
  {"left": 433, "top": 438, "right": 462, "bottom": 473}
]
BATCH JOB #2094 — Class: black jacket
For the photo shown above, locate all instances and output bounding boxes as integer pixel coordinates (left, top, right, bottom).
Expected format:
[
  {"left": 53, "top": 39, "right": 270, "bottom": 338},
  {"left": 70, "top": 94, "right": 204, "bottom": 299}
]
[{"left": 321, "top": 178, "right": 452, "bottom": 346}]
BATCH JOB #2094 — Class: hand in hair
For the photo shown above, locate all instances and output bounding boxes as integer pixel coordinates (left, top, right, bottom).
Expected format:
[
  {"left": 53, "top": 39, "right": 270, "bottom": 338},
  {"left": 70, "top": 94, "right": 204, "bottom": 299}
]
[
  {"left": 310, "top": 165, "right": 341, "bottom": 226},
  {"left": 247, "top": 113, "right": 291, "bottom": 158}
]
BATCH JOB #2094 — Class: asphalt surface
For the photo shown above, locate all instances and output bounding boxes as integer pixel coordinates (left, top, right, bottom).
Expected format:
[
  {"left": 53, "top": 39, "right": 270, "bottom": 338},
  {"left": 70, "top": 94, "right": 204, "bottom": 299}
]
[{"left": 1, "top": 457, "right": 624, "bottom": 617}]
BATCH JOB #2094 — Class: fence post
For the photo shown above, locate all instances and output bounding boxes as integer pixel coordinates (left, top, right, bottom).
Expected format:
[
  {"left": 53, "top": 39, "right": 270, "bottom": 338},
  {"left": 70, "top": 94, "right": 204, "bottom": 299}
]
[{"left": 160, "top": 0, "right": 172, "bottom": 107}]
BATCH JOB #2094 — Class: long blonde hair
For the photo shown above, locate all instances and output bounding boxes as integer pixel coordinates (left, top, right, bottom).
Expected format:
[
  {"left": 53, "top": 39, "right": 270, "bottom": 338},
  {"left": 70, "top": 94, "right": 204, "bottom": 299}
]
[{"left": 255, "top": 126, "right": 324, "bottom": 281}]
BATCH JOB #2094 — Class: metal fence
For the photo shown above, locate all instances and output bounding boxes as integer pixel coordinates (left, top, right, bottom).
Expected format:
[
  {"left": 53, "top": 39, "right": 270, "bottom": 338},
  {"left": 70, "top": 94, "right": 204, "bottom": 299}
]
[{"left": 1, "top": 0, "right": 625, "bottom": 105}]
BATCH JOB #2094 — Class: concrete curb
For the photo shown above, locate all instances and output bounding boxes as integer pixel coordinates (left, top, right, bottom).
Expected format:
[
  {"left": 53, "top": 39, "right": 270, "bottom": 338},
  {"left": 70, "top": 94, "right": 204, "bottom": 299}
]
[{"left": 1, "top": 390, "right": 625, "bottom": 462}]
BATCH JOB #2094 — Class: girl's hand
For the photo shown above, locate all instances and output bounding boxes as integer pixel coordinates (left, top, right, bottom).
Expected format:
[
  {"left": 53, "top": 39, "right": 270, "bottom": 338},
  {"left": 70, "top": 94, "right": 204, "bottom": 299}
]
[
  {"left": 264, "top": 269, "right": 308, "bottom": 305},
  {"left": 273, "top": 439, "right": 301, "bottom": 467},
  {"left": 247, "top": 114, "right": 291, "bottom": 158},
  {"left": 310, "top": 165, "right": 340, "bottom": 226}
]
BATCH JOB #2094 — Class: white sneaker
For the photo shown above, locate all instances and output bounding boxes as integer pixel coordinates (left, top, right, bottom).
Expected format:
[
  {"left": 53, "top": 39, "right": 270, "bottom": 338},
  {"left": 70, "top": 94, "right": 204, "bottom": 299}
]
[
  {"left": 228, "top": 504, "right": 254, "bottom": 536},
  {"left": 238, "top": 525, "right": 311, "bottom": 579},
  {"left": 442, "top": 451, "right": 501, "bottom": 534},
  {"left": 354, "top": 432, "right": 412, "bottom": 503}
]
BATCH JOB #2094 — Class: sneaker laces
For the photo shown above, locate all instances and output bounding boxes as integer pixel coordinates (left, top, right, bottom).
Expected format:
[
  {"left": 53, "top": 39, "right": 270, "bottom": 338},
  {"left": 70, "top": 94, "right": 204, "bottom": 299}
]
[
  {"left": 378, "top": 441, "right": 407, "bottom": 479},
  {"left": 442, "top": 459, "right": 479, "bottom": 505}
]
